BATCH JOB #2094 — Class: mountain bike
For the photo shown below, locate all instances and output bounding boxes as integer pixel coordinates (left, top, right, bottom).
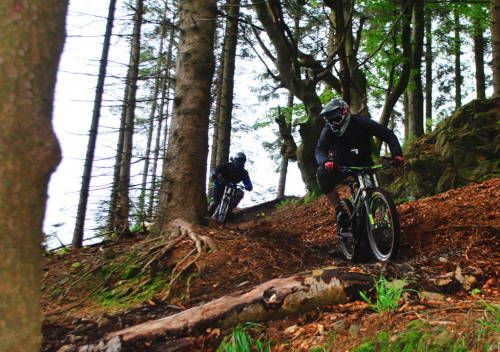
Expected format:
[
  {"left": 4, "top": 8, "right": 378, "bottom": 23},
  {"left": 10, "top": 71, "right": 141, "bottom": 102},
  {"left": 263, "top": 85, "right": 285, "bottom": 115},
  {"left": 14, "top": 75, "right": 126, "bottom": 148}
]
[
  {"left": 337, "top": 158, "right": 400, "bottom": 262},
  {"left": 211, "top": 183, "right": 245, "bottom": 223}
]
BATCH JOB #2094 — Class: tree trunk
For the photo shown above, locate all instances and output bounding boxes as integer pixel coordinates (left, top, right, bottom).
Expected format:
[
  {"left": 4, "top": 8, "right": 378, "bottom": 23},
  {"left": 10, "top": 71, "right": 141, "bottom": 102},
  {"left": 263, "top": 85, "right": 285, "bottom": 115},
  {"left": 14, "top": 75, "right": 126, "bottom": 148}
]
[
  {"left": 115, "top": 0, "right": 144, "bottom": 236},
  {"left": 403, "top": 90, "right": 410, "bottom": 141},
  {"left": 472, "top": 18, "right": 486, "bottom": 100},
  {"left": 73, "top": 0, "right": 117, "bottom": 249},
  {"left": 276, "top": 93, "right": 296, "bottom": 198},
  {"left": 215, "top": 0, "right": 241, "bottom": 166},
  {"left": 425, "top": 9, "right": 433, "bottom": 133},
  {"left": 0, "top": 1, "right": 67, "bottom": 350},
  {"left": 407, "top": 0, "right": 425, "bottom": 140},
  {"left": 492, "top": 0, "right": 500, "bottom": 98},
  {"left": 251, "top": 0, "right": 324, "bottom": 192},
  {"left": 154, "top": 0, "right": 217, "bottom": 229},
  {"left": 79, "top": 268, "right": 372, "bottom": 350},
  {"left": 376, "top": 0, "right": 412, "bottom": 153},
  {"left": 148, "top": 21, "right": 177, "bottom": 220},
  {"left": 454, "top": 9, "right": 462, "bottom": 109},
  {"left": 137, "top": 15, "right": 168, "bottom": 225}
]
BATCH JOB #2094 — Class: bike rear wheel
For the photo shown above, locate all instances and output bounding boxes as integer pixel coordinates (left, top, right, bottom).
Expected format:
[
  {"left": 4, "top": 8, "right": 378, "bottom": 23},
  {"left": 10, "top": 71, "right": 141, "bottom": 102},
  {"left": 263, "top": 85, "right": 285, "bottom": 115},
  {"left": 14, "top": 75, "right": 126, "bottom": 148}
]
[
  {"left": 338, "top": 198, "right": 370, "bottom": 262},
  {"left": 365, "top": 189, "right": 400, "bottom": 262}
]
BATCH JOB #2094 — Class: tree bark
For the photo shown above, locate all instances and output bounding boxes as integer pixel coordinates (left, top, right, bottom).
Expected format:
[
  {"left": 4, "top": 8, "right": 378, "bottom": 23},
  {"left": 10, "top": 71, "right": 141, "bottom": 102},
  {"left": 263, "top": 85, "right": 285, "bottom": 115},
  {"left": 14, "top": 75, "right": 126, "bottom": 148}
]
[
  {"left": 154, "top": 0, "right": 217, "bottom": 228},
  {"left": 377, "top": 0, "right": 412, "bottom": 151},
  {"left": 492, "top": 0, "right": 500, "bottom": 98},
  {"left": 215, "top": 0, "right": 241, "bottom": 166},
  {"left": 472, "top": 18, "right": 486, "bottom": 100},
  {"left": 148, "top": 20, "right": 177, "bottom": 220},
  {"left": 80, "top": 268, "right": 372, "bottom": 350},
  {"left": 454, "top": 9, "right": 462, "bottom": 109},
  {"left": 276, "top": 93, "right": 296, "bottom": 198},
  {"left": 425, "top": 8, "right": 433, "bottom": 133},
  {"left": 115, "top": 0, "right": 144, "bottom": 236},
  {"left": 138, "top": 12, "right": 168, "bottom": 225},
  {"left": 407, "top": 0, "right": 425, "bottom": 139},
  {"left": 251, "top": 0, "right": 324, "bottom": 192},
  {"left": 0, "top": 1, "right": 67, "bottom": 350},
  {"left": 73, "top": 0, "right": 117, "bottom": 248}
]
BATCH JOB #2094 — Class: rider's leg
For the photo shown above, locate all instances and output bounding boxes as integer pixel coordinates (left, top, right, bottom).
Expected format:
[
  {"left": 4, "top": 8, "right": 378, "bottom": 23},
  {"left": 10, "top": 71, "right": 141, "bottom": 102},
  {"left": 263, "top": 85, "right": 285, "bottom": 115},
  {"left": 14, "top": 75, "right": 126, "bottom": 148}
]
[
  {"left": 316, "top": 166, "right": 348, "bottom": 227},
  {"left": 232, "top": 189, "right": 244, "bottom": 209}
]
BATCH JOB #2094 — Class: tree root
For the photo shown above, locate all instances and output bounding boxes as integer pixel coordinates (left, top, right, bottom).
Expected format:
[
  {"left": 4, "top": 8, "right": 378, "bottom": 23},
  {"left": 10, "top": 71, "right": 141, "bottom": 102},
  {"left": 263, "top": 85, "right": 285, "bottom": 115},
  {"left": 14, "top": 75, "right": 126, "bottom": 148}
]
[{"left": 46, "top": 218, "right": 217, "bottom": 313}]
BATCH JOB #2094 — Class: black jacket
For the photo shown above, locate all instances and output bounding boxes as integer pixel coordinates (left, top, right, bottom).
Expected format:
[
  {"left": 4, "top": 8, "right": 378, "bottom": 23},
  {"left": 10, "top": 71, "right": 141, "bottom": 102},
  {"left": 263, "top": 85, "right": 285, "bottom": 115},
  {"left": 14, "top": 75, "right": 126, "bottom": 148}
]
[
  {"left": 315, "top": 114, "right": 402, "bottom": 167},
  {"left": 213, "top": 162, "right": 253, "bottom": 190}
]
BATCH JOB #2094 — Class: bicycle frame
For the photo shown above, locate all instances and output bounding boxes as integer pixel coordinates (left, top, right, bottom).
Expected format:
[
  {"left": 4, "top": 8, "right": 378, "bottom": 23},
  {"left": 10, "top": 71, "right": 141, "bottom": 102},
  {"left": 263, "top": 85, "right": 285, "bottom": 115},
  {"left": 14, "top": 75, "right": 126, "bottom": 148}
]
[
  {"left": 344, "top": 165, "right": 383, "bottom": 219},
  {"left": 337, "top": 160, "right": 400, "bottom": 262}
]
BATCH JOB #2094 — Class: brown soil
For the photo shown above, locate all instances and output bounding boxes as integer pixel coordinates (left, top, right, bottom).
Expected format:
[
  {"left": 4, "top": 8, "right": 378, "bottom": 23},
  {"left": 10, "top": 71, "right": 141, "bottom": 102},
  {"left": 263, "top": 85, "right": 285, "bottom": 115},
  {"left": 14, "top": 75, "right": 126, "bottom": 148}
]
[{"left": 41, "top": 178, "right": 500, "bottom": 351}]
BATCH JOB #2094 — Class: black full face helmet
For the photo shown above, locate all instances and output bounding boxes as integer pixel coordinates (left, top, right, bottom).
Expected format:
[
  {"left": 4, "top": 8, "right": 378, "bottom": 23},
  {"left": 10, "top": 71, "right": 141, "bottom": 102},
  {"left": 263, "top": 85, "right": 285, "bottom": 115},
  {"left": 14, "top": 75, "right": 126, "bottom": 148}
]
[
  {"left": 319, "top": 98, "right": 351, "bottom": 137},
  {"left": 232, "top": 152, "right": 246, "bottom": 168}
]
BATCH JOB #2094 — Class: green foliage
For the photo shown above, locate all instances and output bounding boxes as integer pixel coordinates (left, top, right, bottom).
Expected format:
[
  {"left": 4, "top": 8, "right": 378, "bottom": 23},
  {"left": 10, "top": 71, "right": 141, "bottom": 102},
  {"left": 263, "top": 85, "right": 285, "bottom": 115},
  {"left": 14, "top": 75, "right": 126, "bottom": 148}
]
[
  {"left": 353, "top": 321, "right": 469, "bottom": 352},
  {"left": 302, "top": 187, "right": 322, "bottom": 205},
  {"left": 53, "top": 247, "right": 71, "bottom": 255},
  {"left": 359, "top": 276, "right": 408, "bottom": 312},
  {"left": 217, "top": 322, "right": 272, "bottom": 352},
  {"left": 276, "top": 198, "right": 298, "bottom": 209},
  {"left": 130, "top": 222, "right": 147, "bottom": 234},
  {"left": 476, "top": 302, "right": 500, "bottom": 334}
]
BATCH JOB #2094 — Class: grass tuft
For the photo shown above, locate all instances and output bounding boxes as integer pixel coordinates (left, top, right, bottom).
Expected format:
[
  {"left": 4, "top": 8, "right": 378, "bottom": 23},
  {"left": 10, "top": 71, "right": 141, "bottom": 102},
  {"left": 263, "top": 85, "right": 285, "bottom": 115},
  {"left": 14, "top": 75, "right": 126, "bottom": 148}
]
[{"left": 217, "top": 322, "right": 272, "bottom": 352}]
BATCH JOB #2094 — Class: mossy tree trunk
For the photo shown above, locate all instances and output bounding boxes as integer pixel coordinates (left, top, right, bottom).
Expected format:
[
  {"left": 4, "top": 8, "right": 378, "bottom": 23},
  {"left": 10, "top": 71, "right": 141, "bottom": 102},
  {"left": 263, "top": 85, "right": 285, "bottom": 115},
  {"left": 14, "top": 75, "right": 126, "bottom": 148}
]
[
  {"left": 154, "top": 0, "right": 217, "bottom": 228},
  {"left": 0, "top": 1, "right": 67, "bottom": 351}
]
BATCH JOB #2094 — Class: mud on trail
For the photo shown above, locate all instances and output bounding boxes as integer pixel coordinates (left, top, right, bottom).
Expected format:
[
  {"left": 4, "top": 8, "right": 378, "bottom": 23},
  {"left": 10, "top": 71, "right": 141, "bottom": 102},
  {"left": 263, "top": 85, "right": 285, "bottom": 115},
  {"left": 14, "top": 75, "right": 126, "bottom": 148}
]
[{"left": 41, "top": 179, "right": 499, "bottom": 351}]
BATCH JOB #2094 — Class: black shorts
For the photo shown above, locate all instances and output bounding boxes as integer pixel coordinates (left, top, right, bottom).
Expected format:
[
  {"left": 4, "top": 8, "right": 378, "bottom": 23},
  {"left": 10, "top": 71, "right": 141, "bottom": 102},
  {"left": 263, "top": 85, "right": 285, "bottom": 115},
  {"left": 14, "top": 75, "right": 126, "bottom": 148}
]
[{"left": 316, "top": 166, "right": 348, "bottom": 194}]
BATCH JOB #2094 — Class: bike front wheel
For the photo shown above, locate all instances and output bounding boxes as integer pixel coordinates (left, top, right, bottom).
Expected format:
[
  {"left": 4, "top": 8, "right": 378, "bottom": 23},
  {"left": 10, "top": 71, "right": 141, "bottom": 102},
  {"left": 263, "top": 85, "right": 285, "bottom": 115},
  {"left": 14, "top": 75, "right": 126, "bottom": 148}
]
[
  {"left": 365, "top": 189, "right": 400, "bottom": 262},
  {"left": 213, "top": 195, "right": 231, "bottom": 223},
  {"left": 338, "top": 198, "right": 370, "bottom": 262}
]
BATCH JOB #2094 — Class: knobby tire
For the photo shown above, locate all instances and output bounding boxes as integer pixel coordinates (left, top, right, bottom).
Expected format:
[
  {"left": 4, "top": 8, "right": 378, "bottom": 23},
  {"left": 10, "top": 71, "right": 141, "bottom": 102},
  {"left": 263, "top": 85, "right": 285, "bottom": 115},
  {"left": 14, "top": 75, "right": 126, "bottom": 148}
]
[
  {"left": 338, "top": 198, "right": 370, "bottom": 262},
  {"left": 365, "top": 188, "right": 400, "bottom": 262}
]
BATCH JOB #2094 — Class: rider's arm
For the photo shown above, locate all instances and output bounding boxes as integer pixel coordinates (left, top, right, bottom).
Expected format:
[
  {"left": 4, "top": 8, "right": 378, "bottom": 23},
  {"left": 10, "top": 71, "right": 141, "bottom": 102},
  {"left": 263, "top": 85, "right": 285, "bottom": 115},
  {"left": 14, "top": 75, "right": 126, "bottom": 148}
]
[
  {"left": 360, "top": 117, "right": 403, "bottom": 157},
  {"left": 242, "top": 171, "right": 253, "bottom": 191},
  {"left": 315, "top": 126, "right": 333, "bottom": 166}
]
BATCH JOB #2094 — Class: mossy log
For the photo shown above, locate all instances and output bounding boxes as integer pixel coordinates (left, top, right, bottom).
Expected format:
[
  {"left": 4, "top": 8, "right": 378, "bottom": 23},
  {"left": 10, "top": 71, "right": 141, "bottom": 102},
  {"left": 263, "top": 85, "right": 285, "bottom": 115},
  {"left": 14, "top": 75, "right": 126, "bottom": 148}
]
[{"left": 77, "top": 268, "right": 371, "bottom": 351}]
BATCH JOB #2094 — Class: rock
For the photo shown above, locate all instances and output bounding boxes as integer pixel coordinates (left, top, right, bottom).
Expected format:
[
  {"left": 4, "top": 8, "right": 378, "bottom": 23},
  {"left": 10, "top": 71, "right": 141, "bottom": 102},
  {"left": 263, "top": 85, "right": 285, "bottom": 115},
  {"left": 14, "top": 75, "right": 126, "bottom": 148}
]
[{"left": 382, "top": 98, "right": 500, "bottom": 200}]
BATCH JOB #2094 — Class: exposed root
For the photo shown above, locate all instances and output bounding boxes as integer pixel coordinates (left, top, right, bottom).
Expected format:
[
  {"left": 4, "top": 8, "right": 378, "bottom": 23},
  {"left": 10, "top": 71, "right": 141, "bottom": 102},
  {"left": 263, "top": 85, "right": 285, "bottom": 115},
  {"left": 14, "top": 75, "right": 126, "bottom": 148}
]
[{"left": 46, "top": 218, "right": 218, "bottom": 312}]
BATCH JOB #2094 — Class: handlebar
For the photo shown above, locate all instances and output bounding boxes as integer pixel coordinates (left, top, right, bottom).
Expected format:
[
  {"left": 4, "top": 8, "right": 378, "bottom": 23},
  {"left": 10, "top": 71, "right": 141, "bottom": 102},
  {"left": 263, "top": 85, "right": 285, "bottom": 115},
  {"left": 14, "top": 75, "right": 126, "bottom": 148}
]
[
  {"left": 226, "top": 183, "right": 247, "bottom": 190},
  {"left": 337, "top": 157, "right": 396, "bottom": 175}
]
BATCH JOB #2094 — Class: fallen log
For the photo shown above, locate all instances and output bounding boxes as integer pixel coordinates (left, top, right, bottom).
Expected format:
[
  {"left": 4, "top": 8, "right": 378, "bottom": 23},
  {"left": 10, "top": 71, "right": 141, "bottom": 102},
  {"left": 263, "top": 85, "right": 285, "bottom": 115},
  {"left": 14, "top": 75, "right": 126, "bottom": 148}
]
[{"left": 75, "top": 267, "right": 371, "bottom": 351}]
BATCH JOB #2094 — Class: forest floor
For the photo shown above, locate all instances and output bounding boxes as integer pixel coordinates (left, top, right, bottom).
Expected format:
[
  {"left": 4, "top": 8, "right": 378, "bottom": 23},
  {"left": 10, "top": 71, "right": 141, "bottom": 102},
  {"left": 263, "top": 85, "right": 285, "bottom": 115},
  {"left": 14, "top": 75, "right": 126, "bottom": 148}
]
[{"left": 41, "top": 178, "right": 500, "bottom": 352}]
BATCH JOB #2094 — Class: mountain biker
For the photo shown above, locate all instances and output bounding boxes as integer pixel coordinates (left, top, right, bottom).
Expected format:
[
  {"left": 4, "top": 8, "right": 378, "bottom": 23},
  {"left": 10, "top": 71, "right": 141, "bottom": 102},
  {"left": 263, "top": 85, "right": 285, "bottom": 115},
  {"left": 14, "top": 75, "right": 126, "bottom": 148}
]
[
  {"left": 315, "top": 98, "right": 404, "bottom": 229},
  {"left": 208, "top": 152, "right": 253, "bottom": 216}
]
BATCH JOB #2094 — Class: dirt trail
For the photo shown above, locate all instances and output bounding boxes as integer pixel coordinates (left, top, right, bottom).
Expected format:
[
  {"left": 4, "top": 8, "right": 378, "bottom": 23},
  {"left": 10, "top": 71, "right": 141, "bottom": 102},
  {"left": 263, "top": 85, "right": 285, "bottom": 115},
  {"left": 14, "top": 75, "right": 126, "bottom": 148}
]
[{"left": 41, "top": 178, "right": 499, "bottom": 351}]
